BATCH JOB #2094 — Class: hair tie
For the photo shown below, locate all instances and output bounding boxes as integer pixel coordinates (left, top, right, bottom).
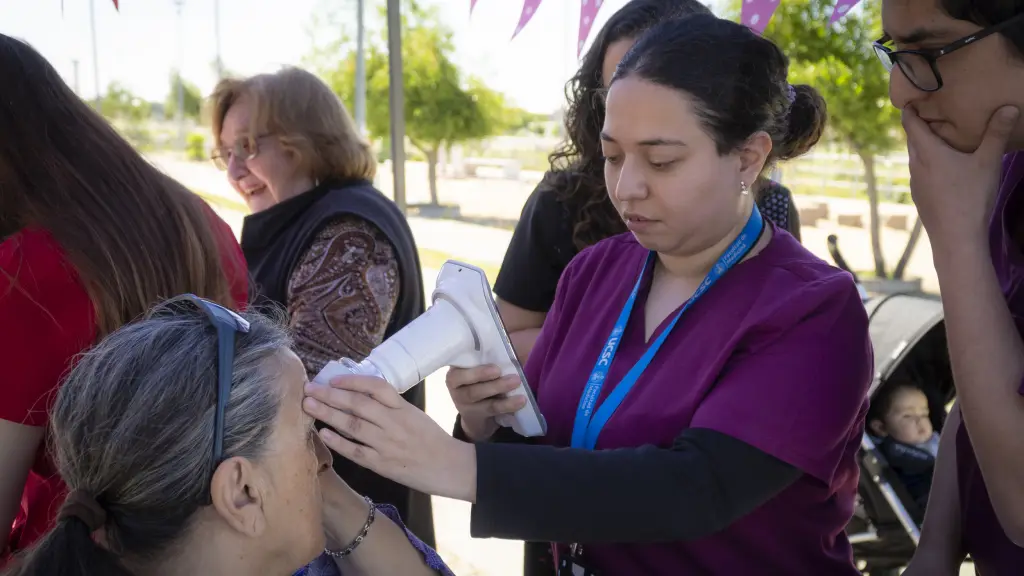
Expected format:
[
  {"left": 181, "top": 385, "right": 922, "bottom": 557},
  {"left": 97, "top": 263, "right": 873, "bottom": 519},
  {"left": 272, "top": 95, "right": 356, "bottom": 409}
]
[
  {"left": 787, "top": 84, "right": 797, "bottom": 105},
  {"left": 58, "top": 490, "right": 107, "bottom": 532}
]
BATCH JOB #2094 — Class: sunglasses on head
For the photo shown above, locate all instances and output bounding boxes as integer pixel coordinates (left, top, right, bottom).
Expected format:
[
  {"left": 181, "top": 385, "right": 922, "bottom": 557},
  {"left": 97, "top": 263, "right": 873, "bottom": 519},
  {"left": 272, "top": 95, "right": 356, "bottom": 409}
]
[{"left": 147, "top": 295, "right": 250, "bottom": 469}]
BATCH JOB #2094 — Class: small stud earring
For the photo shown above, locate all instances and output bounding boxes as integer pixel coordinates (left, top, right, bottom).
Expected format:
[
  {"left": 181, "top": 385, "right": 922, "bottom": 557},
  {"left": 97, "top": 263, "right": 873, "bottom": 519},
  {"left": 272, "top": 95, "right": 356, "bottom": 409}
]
[{"left": 740, "top": 181, "right": 749, "bottom": 195}]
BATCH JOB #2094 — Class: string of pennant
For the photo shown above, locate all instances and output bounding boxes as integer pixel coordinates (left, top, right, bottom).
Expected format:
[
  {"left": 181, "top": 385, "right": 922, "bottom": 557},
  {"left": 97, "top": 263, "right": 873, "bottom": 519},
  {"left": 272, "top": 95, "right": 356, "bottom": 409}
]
[
  {"left": 471, "top": 0, "right": 864, "bottom": 53},
  {"left": 471, "top": 0, "right": 605, "bottom": 57},
  {"left": 97, "top": 0, "right": 862, "bottom": 52}
]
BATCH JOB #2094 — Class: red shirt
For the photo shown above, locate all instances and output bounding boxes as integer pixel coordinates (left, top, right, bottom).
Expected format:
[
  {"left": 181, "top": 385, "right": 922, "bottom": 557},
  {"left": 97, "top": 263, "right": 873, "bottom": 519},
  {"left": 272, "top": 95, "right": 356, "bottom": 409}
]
[{"left": 1, "top": 209, "right": 248, "bottom": 556}]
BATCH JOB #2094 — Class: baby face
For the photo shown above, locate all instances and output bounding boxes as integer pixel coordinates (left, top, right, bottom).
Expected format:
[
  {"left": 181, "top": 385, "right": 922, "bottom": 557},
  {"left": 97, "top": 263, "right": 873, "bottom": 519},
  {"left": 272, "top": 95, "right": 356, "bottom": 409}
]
[{"left": 882, "top": 387, "right": 933, "bottom": 446}]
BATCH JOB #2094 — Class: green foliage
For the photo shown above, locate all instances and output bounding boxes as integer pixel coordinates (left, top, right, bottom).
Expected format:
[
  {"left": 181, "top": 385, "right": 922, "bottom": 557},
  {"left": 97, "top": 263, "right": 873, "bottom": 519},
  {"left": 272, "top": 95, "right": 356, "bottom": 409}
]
[
  {"left": 497, "top": 106, "right": 550, "bottom": 136},
  {"left": 186, "top": 133, "right": 207, "bottom": 162},
  {"left": 760, "top": 0, "right": 900, "bottom": 157},
  {"left": 312, "top": 0, "right": 508, "bottom": 154},
  {"left": 165, "top": 72, "right": 203, "bottom": 121},
  {"left": 752, "top": 0, "right": 915, "bottom": 279},
  {"left": 117, "top": 124, "right": 155, "bottom": 151},
  {"left": 99, "top": 82, "right": 151, "bottom": 123}
]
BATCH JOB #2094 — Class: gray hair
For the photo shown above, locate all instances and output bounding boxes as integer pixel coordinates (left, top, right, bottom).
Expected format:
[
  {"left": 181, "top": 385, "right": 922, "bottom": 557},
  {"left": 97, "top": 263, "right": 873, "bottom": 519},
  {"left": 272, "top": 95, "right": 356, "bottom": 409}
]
[{"left": 7, "top": 304, "right": 291, "bottom": 574}]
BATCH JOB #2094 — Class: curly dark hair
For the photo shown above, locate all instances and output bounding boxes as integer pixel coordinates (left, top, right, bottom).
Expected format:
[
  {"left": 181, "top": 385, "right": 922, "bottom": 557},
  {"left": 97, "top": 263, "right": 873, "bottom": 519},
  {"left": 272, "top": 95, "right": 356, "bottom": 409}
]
[{"left": 548, "top": 0, "right": 712, "bottom": 250}]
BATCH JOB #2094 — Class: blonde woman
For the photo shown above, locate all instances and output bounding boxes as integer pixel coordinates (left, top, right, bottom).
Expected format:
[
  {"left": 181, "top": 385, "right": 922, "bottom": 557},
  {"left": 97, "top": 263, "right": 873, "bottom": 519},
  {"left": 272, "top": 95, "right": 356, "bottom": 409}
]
[{"left": 209, "top": 67, "right": 432, "bottom": 544}]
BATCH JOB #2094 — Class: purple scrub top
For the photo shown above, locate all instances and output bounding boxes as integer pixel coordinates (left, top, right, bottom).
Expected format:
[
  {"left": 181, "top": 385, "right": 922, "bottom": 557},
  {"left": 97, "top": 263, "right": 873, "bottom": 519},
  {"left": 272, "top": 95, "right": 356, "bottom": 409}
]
[
  {"left": 956, "top": 152, "right": 1024, "bottom": 574},
  {"left": 524, "top": 226, "right": 871, "bottom": 575}
]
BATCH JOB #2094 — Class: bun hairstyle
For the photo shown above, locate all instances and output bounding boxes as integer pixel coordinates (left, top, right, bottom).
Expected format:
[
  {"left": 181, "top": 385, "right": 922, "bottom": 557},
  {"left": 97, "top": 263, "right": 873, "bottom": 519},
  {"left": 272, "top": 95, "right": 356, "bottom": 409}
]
[
  {"left": 613, "top": 14, "right": 828, "bottom": 172},
  {"left": 776, "top": 84, "right": 828, "bottom": 162}
]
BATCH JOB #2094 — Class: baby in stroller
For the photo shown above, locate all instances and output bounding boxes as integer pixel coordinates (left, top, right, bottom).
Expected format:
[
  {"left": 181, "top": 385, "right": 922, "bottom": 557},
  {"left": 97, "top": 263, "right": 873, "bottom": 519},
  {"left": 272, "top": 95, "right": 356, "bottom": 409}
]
[{"left": 867, "top": 380, "right": 939, "bottom": 518}]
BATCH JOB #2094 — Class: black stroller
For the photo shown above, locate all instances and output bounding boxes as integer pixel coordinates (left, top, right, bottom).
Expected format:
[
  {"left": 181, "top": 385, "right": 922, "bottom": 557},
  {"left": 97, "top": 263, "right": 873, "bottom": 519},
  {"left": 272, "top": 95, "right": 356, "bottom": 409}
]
[{"left": 827, "top": 237, "right": 957, "bottom": 576}]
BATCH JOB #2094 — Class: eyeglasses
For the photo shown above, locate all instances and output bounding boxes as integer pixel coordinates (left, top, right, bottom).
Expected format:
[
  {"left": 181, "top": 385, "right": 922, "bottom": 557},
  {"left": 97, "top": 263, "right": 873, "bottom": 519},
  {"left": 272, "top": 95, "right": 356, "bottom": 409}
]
[
  {"left": 210, "top": 135, "right": 272, "bottom": 171},
  {"left": 146, "top": 295, "right": 250, "bottom": 466},
  {"left": 873, "top": 14, "right": 1024, "bottom": 92}
]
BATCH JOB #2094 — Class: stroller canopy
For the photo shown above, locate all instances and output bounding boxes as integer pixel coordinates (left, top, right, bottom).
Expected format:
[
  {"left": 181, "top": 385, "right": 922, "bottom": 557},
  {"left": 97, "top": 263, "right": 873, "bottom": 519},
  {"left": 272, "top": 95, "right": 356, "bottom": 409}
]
[{"left": 865, "top": 293, "right": 944, "bottom": 397}]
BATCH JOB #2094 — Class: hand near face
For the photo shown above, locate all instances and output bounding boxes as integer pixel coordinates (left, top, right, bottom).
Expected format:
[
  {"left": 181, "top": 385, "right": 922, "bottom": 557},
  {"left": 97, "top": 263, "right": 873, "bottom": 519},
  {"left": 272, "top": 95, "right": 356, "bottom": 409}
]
[
  {"left": 303, "top": 376, "right": 477, "bottom": 503},
  {"left": 902, "top": 105, "right": 1019, "bottom": 245}
]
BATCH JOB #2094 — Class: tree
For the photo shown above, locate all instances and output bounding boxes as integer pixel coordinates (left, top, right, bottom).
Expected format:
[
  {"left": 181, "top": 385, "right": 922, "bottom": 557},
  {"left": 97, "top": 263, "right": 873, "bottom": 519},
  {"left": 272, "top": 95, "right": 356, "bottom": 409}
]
[
  {"left": 745, "top": 0, "right": 920, "bottom": 280},
  {"left": 99, "top": 81, "right": 151, "bottom": 123},
  {"left": 165, "top": 72, "right": 203, "bottom": 121},
  {"left": 313, "top": 0, "right": 508, "bottom": 205}
]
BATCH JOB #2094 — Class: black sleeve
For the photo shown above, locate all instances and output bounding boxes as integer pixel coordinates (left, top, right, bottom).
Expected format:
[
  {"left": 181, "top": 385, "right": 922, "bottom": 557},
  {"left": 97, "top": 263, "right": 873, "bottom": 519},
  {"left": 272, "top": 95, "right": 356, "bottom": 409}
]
[
  {"left": 470, "top": 428, "right": 801, "bottom": 544},
  {"left": 493, "top": 176, "right": 577, "bottom": 313}
]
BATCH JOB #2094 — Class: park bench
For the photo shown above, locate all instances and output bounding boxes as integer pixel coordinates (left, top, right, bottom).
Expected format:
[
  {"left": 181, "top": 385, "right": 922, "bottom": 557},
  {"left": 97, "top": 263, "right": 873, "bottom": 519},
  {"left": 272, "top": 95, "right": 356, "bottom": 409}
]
[{"left": 461, "top": 157, "right": 521, "bottom": 180}]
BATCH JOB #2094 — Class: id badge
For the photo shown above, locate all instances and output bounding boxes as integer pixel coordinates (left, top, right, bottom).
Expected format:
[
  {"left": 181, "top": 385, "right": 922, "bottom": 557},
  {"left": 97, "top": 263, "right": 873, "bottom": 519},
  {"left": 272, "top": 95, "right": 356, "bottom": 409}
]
[{"left": 557, "top": 544, "right": 601, "bottom": 576}]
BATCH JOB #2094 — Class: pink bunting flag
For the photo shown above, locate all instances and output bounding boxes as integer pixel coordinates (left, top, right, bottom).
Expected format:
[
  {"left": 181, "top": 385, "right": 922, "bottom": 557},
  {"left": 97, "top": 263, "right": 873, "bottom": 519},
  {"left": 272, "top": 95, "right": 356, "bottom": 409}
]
[
  {"left": 511, "top": 0, "right": 544, "bottom": 40},
  {"left": 829, "top": 0, "right": 860, "bottom": 24},
  {"left": 470, "top": 0, "right": 479, "bottom": 15},
  {"left": 577, "top": 0, "right": 604, "bottom": 57},
  {"left": 740, "top": 0, "right": 781, "bottom": 34},
  {"left": 63, "top": 0, "right": 119, "bottom": 16}
]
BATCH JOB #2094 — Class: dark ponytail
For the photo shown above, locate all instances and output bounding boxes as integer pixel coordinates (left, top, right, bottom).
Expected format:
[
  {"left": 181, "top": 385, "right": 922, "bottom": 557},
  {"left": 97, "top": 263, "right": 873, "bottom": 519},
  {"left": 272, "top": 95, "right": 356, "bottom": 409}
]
[
  {"left": 3, "top": 517, "right": 132, "bottom": 576},
  {"left": 773, "top": 84, "right": 828, "bottom": 162}
]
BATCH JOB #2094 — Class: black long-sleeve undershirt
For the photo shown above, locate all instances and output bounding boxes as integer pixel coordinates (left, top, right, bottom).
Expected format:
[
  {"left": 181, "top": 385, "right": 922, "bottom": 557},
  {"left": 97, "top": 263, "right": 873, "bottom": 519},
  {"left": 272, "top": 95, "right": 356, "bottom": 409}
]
[{"left": 460, "top": 424, "right": 801, "bottom": 544}]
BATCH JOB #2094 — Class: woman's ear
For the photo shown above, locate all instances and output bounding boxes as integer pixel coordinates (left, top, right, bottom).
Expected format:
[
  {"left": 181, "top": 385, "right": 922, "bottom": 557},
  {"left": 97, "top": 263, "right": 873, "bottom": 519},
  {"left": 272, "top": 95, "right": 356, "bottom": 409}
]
[
  {"left": 737, "top": 131, "right": 772, "bottom": 186},
  {"left": 313, "top": 430, "right": 333, "bottom": 474},
  {"left": 209, "top": 457, "right": 267, "bottom": 538}
]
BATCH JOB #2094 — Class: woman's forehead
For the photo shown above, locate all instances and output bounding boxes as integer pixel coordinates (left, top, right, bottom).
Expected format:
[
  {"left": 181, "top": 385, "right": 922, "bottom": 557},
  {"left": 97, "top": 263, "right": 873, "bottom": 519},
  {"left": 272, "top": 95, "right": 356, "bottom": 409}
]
[
  {"left": 271, "top": 348, "right": 309, "bottom": 413},
  {"left": 604, "top": 78, "right": 704, "bottom": 143}
]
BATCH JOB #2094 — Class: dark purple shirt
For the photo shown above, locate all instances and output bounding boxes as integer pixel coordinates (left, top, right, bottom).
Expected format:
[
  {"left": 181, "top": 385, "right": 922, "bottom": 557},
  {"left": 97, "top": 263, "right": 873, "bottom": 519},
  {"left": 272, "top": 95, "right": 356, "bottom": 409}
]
[
  {"left": 294, "top": 504, "right": 452, "bottom": 576},
  {"left": 524, "top": 227, "right": 871, "bottom": 574},
  {"left": 956, "top": 152, "right": 1024, "bottom": 574}
]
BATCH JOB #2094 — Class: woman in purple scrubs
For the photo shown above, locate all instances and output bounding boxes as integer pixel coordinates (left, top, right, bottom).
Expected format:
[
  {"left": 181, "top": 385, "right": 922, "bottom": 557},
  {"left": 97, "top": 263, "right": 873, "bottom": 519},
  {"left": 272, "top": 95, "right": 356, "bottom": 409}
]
[
  {"left": 879, "top": 2, "right": 1024, "bottom": 575},
  {"left": 302, "top": 14, "right": 872, "bottom": 575}
]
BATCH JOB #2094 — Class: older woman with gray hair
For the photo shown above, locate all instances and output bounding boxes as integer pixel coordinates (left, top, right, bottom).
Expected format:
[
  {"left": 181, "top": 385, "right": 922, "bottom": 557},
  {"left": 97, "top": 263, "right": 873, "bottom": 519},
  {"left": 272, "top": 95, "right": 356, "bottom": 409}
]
[{"left": 1, "top": 296, "right": 451, "bottom": 576}]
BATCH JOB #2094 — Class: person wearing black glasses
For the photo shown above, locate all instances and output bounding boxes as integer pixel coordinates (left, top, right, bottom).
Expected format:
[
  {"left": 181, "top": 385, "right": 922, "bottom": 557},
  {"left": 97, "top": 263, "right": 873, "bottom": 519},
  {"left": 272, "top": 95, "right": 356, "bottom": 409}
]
[
  {"left": 876, "top": 2, "right": 1024, "bottom": 575},
  {"left": 1, "top": 296, "right": 451, "bottom": 576}
]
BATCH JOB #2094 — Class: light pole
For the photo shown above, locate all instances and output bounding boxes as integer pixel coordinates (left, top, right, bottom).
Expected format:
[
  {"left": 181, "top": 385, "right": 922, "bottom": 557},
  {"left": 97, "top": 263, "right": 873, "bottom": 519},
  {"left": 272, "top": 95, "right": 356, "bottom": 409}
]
[
  {"left": 89, "top": 0, "right": 101, "bottom": 108},
  {"left": 354, "top": 0, "right": 366, "bottom": 136},
  {"left": 174, "top": 0, "right": 186, "bottom": 150},
  {"left": 386, "top": 0, "right": 406, "bottom": 213},
  {"left": 214, "top": 0, "right": 223, "bottom": 78}
]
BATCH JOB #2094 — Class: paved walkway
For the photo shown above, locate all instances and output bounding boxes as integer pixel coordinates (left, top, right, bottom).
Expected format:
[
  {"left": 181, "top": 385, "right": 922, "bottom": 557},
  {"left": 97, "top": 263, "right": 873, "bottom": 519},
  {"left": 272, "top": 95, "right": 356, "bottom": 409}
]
[{"left": 151, "top": 153, "right": 939, "bottom": 293}]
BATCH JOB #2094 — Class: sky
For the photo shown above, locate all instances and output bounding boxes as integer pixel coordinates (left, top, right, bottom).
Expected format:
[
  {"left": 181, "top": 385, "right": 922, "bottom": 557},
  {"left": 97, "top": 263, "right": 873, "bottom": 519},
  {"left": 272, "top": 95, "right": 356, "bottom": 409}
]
[{"left": 0, "top": 0, "right": 732, "bottom": 113}]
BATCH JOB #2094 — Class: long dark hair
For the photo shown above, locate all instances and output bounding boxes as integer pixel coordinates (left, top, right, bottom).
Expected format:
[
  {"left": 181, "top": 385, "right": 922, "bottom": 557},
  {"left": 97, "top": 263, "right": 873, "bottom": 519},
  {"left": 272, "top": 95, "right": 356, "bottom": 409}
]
[
  {"left": 549, "top": 0, "right": 712, "bottom": 249},
  {"left": 0, "top": 34, "right": 238, "bottom": 336}
]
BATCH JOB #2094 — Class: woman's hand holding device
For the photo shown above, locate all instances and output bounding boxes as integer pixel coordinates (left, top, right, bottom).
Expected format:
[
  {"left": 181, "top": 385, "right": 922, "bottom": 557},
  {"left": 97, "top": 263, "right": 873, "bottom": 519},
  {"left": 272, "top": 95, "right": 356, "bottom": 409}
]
[{"left": 446, "top": 365, "right": 528, "bottom": 442}]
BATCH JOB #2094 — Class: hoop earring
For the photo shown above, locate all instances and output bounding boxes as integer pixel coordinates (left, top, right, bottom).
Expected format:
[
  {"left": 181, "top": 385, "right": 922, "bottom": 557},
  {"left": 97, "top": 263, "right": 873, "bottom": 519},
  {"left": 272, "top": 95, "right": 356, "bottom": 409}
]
[{"left": 740, "top": 181, "right": 750, "bottom": 195}]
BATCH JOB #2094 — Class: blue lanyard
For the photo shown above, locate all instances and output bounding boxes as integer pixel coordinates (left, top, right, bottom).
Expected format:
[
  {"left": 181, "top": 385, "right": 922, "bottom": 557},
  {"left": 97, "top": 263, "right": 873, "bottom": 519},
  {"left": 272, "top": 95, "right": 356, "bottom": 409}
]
[{"left": 570, "top": 207, "right": 765, "bottom": 450}]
